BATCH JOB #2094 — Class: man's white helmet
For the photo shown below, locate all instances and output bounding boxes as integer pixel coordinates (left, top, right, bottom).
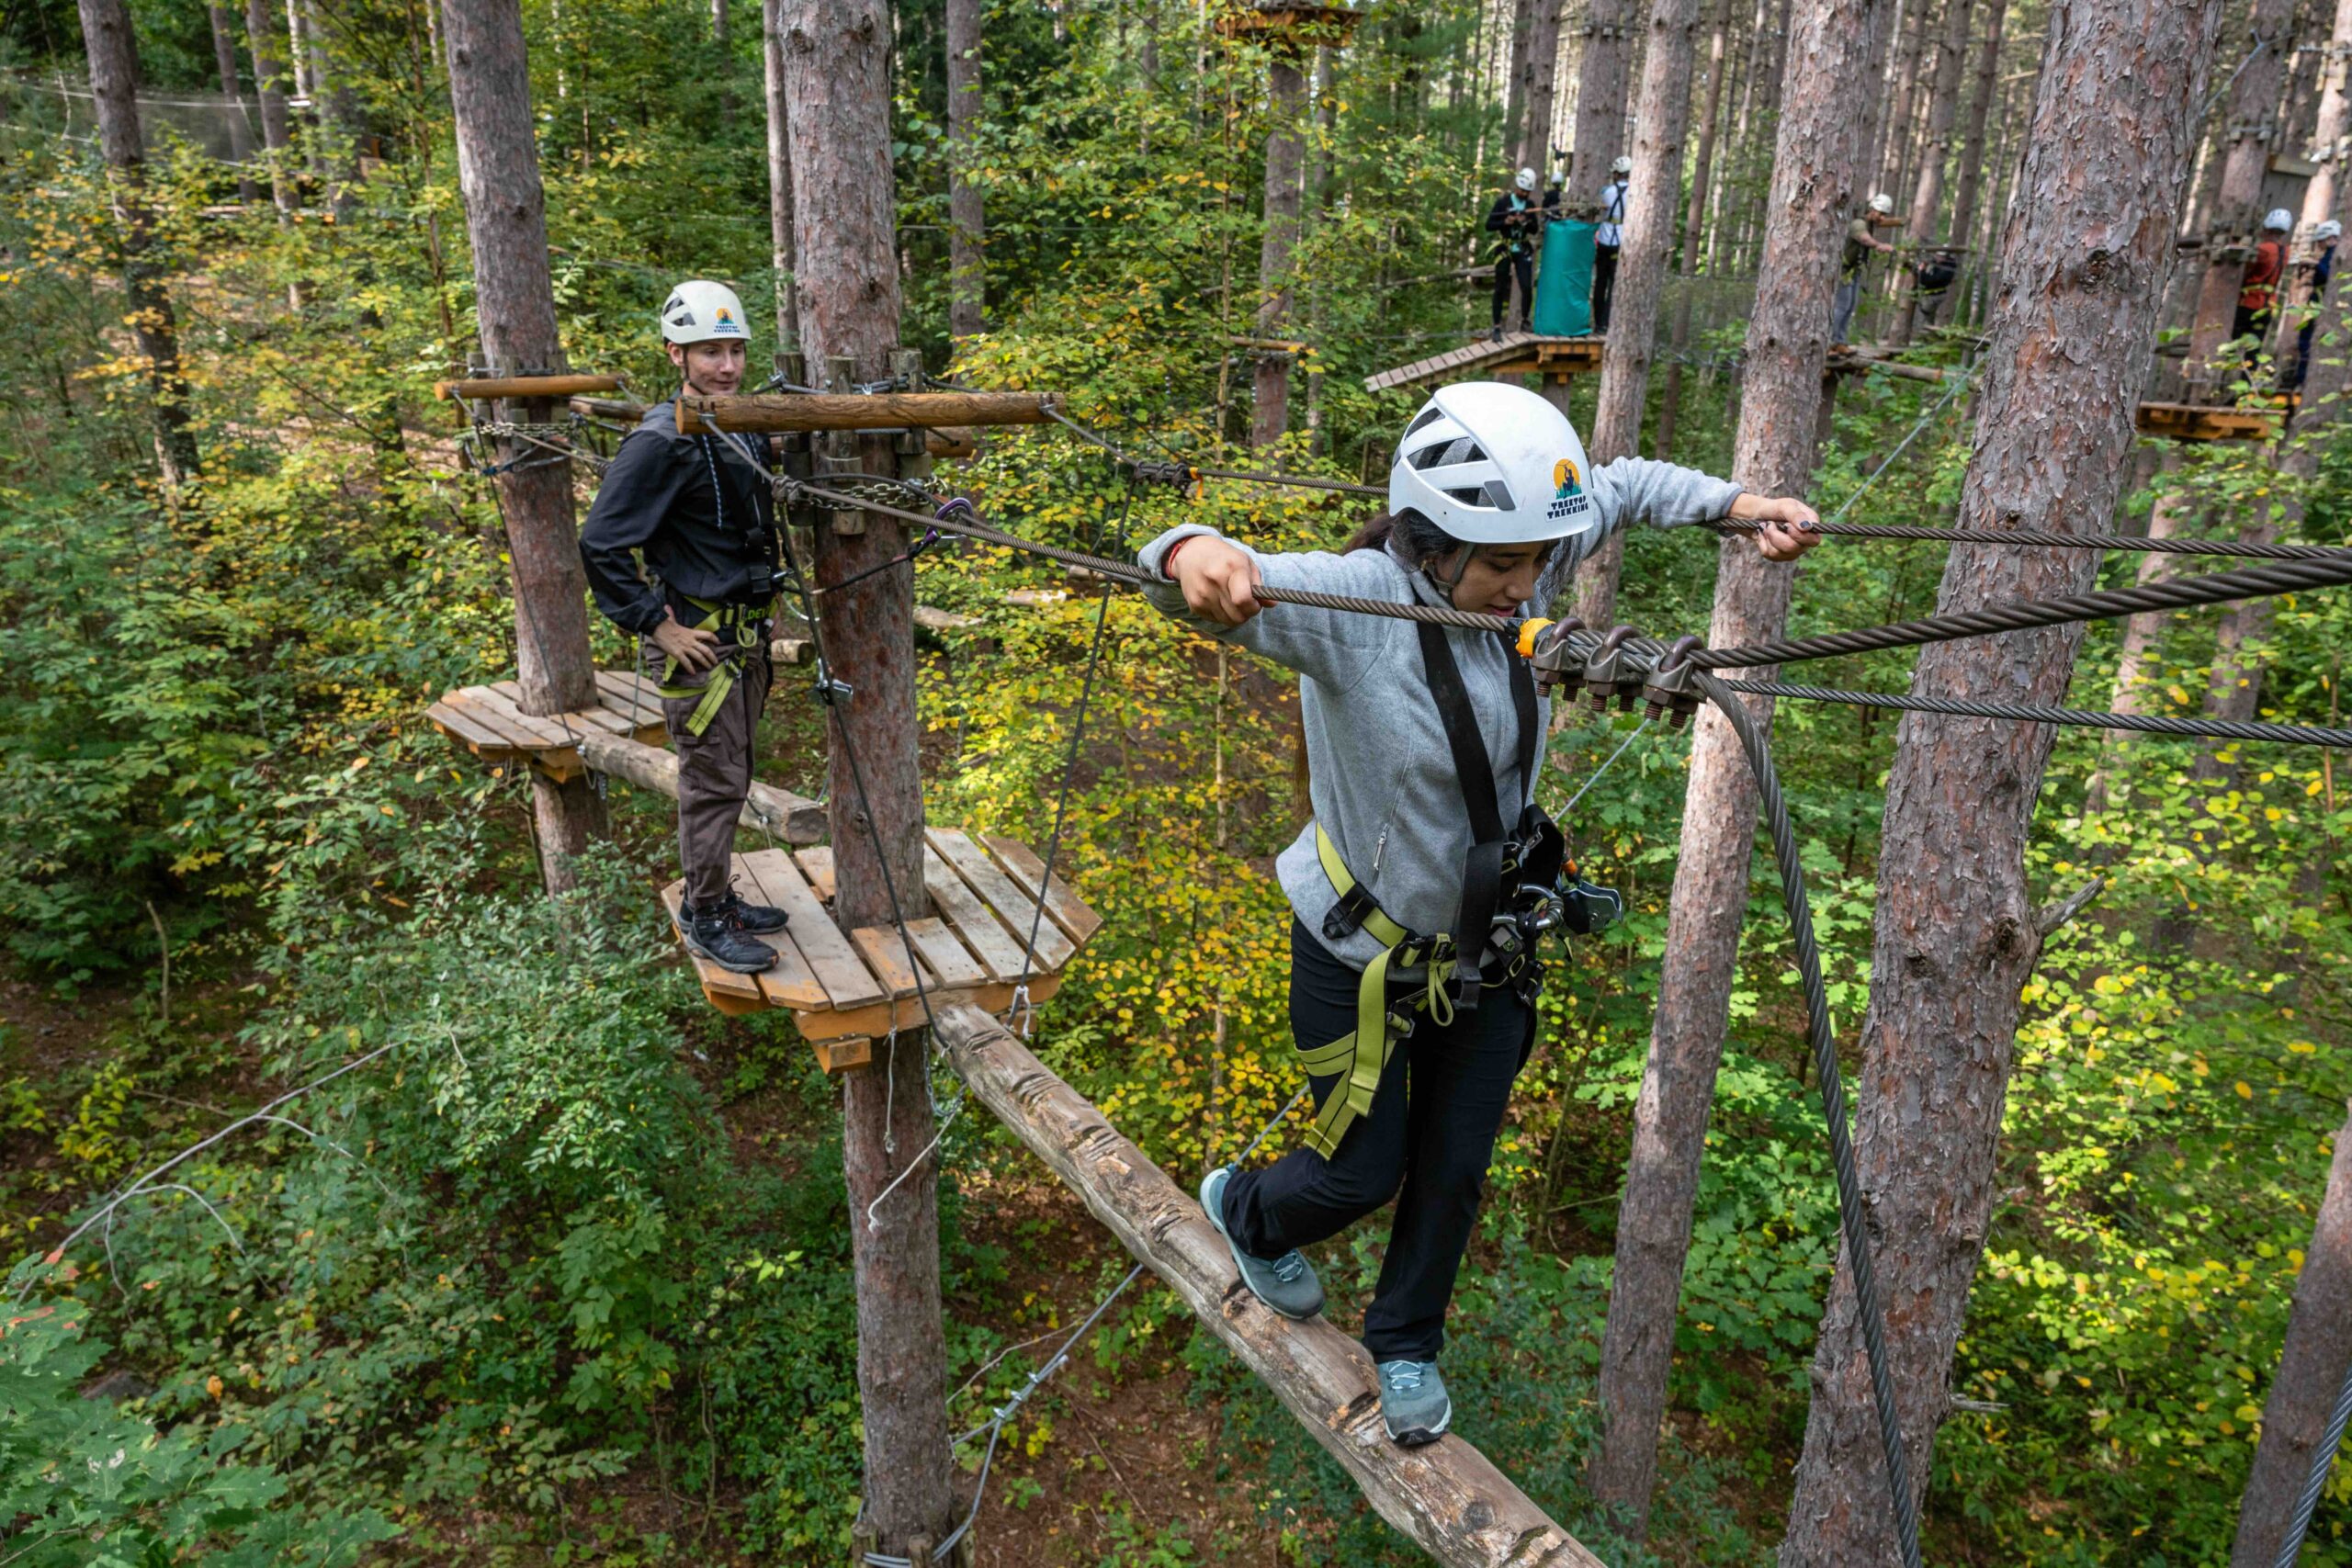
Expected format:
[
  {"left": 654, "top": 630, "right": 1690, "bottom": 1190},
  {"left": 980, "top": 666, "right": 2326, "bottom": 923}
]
[
  {"left": 2266, "top": 208, "right": 2296, "bottom": 232},
  {"left": 1868, "top": 192, "right": 1895, "bottom": 215},
  {"left": 2319, "top": 220, "right": 2345, "bottom": 242},
  {"left": 1387, "top": 382, "right": 1598, "bottom": 547},
  {"left": 1611, "top": 155, "right": 1633, "bottom": 175},
  {"left": 1515, "top": 166, "right": 1538, "bottom": 192},
  {"left": 661, "top": 279, "right": 752, "bottom": 346}
]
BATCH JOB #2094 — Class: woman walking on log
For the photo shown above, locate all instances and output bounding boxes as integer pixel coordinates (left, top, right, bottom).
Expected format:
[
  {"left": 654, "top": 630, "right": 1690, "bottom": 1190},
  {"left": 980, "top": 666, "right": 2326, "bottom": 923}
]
[{"left": 1138, "top": 382, "right": 1818, "bottom": 1445}]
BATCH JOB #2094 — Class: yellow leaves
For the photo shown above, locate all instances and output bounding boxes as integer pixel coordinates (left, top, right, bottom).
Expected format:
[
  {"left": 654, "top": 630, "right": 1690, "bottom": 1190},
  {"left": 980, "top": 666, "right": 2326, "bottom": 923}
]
[{"left": 2234, "top": 1080, "right": 2254, "bottom": 1100}]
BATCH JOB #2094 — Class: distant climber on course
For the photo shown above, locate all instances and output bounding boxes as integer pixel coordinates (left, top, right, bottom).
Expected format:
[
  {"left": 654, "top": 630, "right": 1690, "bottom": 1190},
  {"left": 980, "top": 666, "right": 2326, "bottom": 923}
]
[
  {"left": 1591, "top": 154, "right": 1632, "bottom": 333},
  {"left": 579, "top": 279, "right": 790, "bottom": 976},
  {"left": 1137, "top": 381, "right": 1819, "bottom": 1450},
  {"left": 2236, "top": 208, "right": 2295, "bottom": 351},
  {"left": 1834, "top": 192, "right": 1901, "bottom": 344},
  {"left": 1486, "top": 167, "right": 1557, "bottom": 342}
]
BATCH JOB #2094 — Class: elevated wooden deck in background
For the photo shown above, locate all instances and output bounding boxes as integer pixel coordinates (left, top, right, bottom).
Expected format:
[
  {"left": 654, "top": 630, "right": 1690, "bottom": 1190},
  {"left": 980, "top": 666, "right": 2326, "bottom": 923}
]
[
  {"left": 2134, "top": 400, "right": 2281, "bottom": 443},
  {"left": 426, "top": 671, "right": 666, "bottom": 782},
  {"left": 1365, "top": 331, "right": 1605, "bottom": 393}
]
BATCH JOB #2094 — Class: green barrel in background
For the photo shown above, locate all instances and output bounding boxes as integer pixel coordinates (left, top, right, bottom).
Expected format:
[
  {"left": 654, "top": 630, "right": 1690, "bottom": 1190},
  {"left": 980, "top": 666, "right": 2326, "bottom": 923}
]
[{"left": 1532, "top": 219, "right": 1595, "bottom": 337}]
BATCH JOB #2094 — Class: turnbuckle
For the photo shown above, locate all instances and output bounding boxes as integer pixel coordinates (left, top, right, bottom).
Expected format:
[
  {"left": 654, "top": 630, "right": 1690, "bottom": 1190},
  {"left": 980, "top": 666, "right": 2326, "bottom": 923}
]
[
  {"left": 1583, "top": 625, "right": 1645, "bottom": 714},
  {"left": 1641, "top": 635, "right": 1705, "bottom": 729}
]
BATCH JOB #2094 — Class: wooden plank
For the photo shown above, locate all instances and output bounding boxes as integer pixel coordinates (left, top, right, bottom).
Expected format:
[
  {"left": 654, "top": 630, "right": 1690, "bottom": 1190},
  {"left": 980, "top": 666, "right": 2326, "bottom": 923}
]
[
  {"left": 425, "top": 699, "right": 513, "bottom": 753},
  {"left": 439, "top": 689, "right": 547, "bottom": 751},
  {"left": 813, "top": 1036, "right": 873, "bottom": 1075},
  {"left": 978, "top": 835, "right": 1103, "bottom": 945},
  {"left": 736, "top": 848, "right": 886, "bottom": 1010},
  {"left": 928, "top": 828, "right": 1074, "bottom": 972},
  {"left": 905, "top": 917, "right": 988, "bottom": 988},
  {"left": 659, "top": 878, "right": 764, "bottom": 1004},
  {"left": 794, "top": 847, "right": 836, "bottom": 900},
  {"left": 595, "top": 670, "right": 667, "bottom": 723},
  {"left": 796, "top": 975, "right": 1062, "bottom": 1043},
  {"left": 729, "top": 854, "right": 831, "bottom": 1010},
  {"left": 466, "top": 684, "right": 575, "bottom": 750},
  {"left": 851, "top": 925, "right": 923, "bottom": 999},
  {"left": 486, "top": 680, "right": 633, "bottom": 735},
  {"left": 922, "top": 847, "right": 1032, "bottom": 983}
]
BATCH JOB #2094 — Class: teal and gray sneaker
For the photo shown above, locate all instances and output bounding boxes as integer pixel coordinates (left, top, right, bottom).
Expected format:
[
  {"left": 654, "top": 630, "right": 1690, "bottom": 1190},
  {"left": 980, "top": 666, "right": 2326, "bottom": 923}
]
[
  {"left": 1376, "top": 1359, "right": 1451, "bottom": 1446},
  {"left": 1199, "top": 1167, "right": 1325, "bottom": 1321}
]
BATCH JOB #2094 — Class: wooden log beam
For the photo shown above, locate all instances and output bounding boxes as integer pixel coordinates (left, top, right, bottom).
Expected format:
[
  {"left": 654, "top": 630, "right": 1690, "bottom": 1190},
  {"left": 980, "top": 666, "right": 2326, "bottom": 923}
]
[
  {"left": 677, "top": 389, "right": 1057, "bottom": 433},
  {"left": 932, "top": 1004, "right": 1603, "bottom": 1568},
  {"left": 571, "top": 395, "right": 979, "bottom": 457},
  {"left": 435, "top": 373, "right": 623, "bottom": 400},
  {"left": 571, "top": 729, "right": 825, "bottom": 843}
]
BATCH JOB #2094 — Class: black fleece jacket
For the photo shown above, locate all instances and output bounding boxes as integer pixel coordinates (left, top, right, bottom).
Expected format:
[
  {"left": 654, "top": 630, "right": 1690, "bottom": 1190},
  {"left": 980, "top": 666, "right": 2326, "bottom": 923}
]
[{"left": 577, "top": 396, "right": 780, "bottom": 635}]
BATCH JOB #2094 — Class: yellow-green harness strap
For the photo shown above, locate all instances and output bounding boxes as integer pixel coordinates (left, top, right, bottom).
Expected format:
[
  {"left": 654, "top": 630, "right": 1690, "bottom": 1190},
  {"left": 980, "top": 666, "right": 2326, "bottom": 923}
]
[{"left": 655, "top": 593, "right": 768, "bottom": 736}]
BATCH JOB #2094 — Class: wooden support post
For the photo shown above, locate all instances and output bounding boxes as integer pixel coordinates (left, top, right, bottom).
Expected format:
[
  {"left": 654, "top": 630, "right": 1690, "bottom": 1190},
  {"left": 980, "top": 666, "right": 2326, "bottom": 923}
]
[
  {"left": 933, "top": 1005, "right": 1604, "bottom": 1568},
  {"left": 440, "top": 0, "right": 606, "bottom": 895},
  {"left": 778, "top": 0, "right": 956, "bottom": 1556}
]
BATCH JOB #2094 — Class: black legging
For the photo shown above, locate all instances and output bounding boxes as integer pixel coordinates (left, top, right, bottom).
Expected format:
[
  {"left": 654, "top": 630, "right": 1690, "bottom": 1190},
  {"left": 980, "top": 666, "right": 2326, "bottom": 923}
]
[
  {"left": 1223, "top": 919, "right": 1535, "bottom": 1362},
  {"left": 1491, "top": 252, "right": 1533, "bottom": 330}
]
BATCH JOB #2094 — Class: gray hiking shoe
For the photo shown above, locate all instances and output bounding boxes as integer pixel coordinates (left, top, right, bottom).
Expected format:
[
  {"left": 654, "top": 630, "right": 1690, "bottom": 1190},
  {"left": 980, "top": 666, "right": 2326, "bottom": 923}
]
[
  {"left": 1200, "top": 1167, "right": 1324, "bottom": 1321},
  {"left": 1376, "top": 1359, "right": 1451, "bottom": 1447}
]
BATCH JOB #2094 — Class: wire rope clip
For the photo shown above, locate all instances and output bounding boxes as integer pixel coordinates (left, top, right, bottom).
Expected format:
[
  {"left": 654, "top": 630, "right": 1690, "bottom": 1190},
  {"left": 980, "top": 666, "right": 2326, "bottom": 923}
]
[
  {"left": 1583, "top": 625, "right": 1645, "bottom": 713},
  {"left": 1641, "top": 635, "right": 1705, "bottom": 729},
  {"left": 1517, "top": 615, "right": 1586, "bottom": 699},
  {"left": 1118, "top": 458, "right": 1202, "bottom": 498},
  {"left": 812, "top": 660, "right": 855, "bottom": 706}
]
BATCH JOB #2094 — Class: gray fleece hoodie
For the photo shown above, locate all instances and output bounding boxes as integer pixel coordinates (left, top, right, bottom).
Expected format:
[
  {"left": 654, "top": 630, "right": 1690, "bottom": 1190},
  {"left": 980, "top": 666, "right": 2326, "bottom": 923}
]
[{"left": 1136, "top": 456, "right": 1744, "bottom": 971}]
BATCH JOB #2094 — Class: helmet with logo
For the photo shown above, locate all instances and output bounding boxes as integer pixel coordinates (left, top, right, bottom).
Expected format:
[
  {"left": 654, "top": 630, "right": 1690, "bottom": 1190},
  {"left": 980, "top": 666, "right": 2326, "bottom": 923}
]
[
  {"left": 2319, "top": 220, "right": 2345, "bottom": 243},
  {"left": 660, "top": 279, "right": 752, "bottom": 346},
  {"left": 1611, "top": 155, "right": 1633, "bottom": 175},
  {"left": 1386, "top": 382, "right": 1599, "bottom": 547},
  {"left": 1515, "top": 167, "right": 1539, "bottom": 192}
]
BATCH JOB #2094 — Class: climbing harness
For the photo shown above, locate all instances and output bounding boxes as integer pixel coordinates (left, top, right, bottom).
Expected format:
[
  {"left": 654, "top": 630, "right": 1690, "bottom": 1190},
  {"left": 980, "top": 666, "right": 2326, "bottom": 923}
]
[{"left": 653, "top": 594, "right": 773, "bottom": 737}]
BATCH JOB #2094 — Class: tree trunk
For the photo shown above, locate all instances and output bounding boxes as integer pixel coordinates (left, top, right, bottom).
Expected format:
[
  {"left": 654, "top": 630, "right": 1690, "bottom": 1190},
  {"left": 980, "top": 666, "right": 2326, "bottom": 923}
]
[
  {"left": 775, "top": 4, "right": 955, "bottom": 1558},
  {"left": 1890, "top": 0, "right": 1976, "bottom": 344},
  {"left": 2186, "top": 0, "right": 2294, "bottom": 398},
  {"left": 1657, "top": 0, "right": 1732, "bottom": 461},
  {"left": 1777, "top": 0, "right": 2222, "bottom": 1556},
  {"left": 1856, "top": 0, "right": 1905, "bottom": 213},
  {"left": 1519, "top": 0, "right": 1566, "bottom": 174},
  {"left": 1585, "top": 0, "right": 1889, "bottom": 1536},
  {"left": 283, "top": 0, "right": 312, "bottom": 96},
  {"left": 441, "top": 0, "right": 605, "bottom": 894},
  {"left": 1573, "top": 0, "right": 1705, "bottom": 638},
  {"left": 303, "top": 0, "right": 364, "bottom": 220},
  {"left": 2230, "top": 1100, "right": 2352, "bottom": 1567},
  {"left": 1251, "top": 56, "right": 1306, "bottom": 449},
  {"left": 207, "top": 4, "right": 262, "bottom": 202},
  {"left": 1571, "top": 0, "right": 1634, "bottom": 181},
  {"left": 2105, "top": 485, "right": 2194, "bottom": 716},
  {"left": 1502, "top": 0, "right": 1536, "bottom": 171},
  {"left": 1877, "top": 0, "right": 1928, "bottom": 200},
  {"left": 75, "top": 0, "right": 200, "bottom": 491},
  {"left": 945, "top": 0, "right": 984, "bottom": 340},
  {"left": 243, "top": 0, "right": 297, "bottom": 221},
  {"left": 1943, "top": 0, "right": 2006, "bottom": 298},
  {"left": 2306, "top": 0, "right": 2352, "bottom": 227},
  {"left": 761, "top": 0, "right": 797, "bottom": 364}
]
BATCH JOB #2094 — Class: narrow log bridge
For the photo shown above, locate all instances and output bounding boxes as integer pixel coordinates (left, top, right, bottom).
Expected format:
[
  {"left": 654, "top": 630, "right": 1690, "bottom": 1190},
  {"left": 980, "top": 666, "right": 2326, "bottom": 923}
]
[
  {"left": 571, "top": 728, "right": 825, "bottom": 842},
  {"left": 678, "top": 389, "right": 1059, "bottom": 434},
  {"left": 933, "top": 1003, "right": 1604, "bottom": 1568}
]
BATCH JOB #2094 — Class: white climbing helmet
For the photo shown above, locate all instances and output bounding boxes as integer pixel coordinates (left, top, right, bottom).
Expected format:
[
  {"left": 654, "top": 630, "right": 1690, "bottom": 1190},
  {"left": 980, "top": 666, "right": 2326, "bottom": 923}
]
[
  {"left": 1387, "top": 382, "right": 1598, "bottom": 547},
  {"left": 660, "top": 278, "right": 752, "bottom": 346},
  {"left": 1869, "top": 192, "right": 1896, "bottom": 215},
  {"left": 2266, "top": 208, "right": 2296, "bottom": 232},
  {"left": 1515, "top": 166, "right": 1539, "bottom": 192},
  {"left": 1611, "top": 155, "right": 1633, "bottom": 175},
  {"left": 2320, "top": 220, "right": 2345, "bottom": 242}
]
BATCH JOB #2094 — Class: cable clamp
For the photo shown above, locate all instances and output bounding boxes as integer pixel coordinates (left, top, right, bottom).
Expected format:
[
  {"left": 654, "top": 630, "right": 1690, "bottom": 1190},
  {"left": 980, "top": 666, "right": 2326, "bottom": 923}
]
[
  {"left": 1520, "top": 615, "right": 1586, "bottom": 699},
  {"left": 1582, "top": 625, "right": 1645, "bottom": 714},
  {"left": 812, "top": 660, "right": 854, "bottom": 706},
  {"left": 1009, "top": 983, "right": 1033, "bottom": 1038},
  {"left": 1118, "top": 458, "right": 1201, "bottom": 496},
  {"left": 1641, "top": 635, "right": 1706, "bottom": 729}
]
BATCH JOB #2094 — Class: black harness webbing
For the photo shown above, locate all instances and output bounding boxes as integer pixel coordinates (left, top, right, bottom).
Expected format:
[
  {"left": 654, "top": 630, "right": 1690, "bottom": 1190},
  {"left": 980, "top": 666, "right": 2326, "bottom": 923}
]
[{"left": 1415, "top": 621, "right": 1539, "bottom": 1010}]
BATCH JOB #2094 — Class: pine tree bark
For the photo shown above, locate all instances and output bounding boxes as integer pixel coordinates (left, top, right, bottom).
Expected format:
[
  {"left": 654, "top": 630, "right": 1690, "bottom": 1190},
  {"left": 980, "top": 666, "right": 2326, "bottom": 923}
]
[
  {"left": 1877, "top": 0, "right": 1928, "bottom": 200},
  {"left": 1570, "top": 0, "right": 1634, "bottom": 180},
  {"left": 762, "top": 0, "right": 797, "bottom": 363},
  {"left": 2306, "top": 0, "right": 2352, "bottom": 227},
  {"left": 1585, "top": 0, "right": 1889, "bottom": 1536},
  {"left": 1573, "top": 0, "right": 1705, "bottom": 637},
  {"left": 1857, "top": 0, "right": 1906, "bottom": 213},
  {"left": 1943, "top": 0, "right": 2007, "bottom": 294},
  {"left": 1890, "top": 0, "right": 1976, "bottom": 343},
  {"left": 441, "top": 0, "right": 605, "bottom": 892},
  {"left": 775, "top": 4, "right": 955, "bottom": 1558},
  {"left": 1518, "top": 0, "right": 1566, "bottom": 174},
  {"left": 75, "top": 0, "right": 200, "bottom": 491},
  {"left": 1503, "top": 0, "right": 1536, "bottom": 169},
  {"left": 1777, "top": 0, "right": 2222, "bottom": 1555},
  {"left": 2186, "top": 0, "right": 2294, "bottom": 394},
  {"left": 945, "top": 0, "right": 985, "bottom": 340},
  {"left": 1657, "top": 0, "right": 1732, "bottom": 461},
  {"left": 243, "top": 0, "right": 297, "bottom": 220},
  {"left": 1251, "top": 55, "right": 1306, "bottom": 449},
  {"left": 2230, "top": 1100, "right": 2352, "bottom": 1567},
  {"left": 303, "top": 0, "right": 364, "bottom": 220},
  {"left": 207, "top": 4, "right": 262, "bottom": 202}
]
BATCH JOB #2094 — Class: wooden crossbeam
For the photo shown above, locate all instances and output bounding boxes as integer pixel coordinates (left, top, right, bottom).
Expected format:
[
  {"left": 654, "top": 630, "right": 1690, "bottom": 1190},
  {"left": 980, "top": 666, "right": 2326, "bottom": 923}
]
[
  {"left": 571, "top": 730, "right": 827, "bottom": 843},
  {"left": 933, "top": 1004, "right": 1603, "bottom": 1568},
  {"left": 433, "top": 373, "right": 622, "bottom": 400},
  {"left": 572, "top": 395, "right": 980, "bottom": 457},
  {"left": 2134, "top": 400, "right": 2279, "bottom": 443},
  {"left": 678, "top": 390, "right": 1058, "bottom": 434}
]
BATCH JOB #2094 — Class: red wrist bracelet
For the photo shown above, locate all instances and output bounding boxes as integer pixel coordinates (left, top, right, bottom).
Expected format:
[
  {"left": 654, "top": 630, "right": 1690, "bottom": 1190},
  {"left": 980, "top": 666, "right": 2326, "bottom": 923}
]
[{"left": 1162, "top": 535, "right": 1203, "bottom": 579}]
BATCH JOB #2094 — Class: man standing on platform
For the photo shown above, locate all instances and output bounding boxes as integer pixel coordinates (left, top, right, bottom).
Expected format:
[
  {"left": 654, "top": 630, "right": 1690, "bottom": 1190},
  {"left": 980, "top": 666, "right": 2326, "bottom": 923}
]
[
  {"left": 1834, "top": 193, "right": 1901, "bottom": 343},
  {"left": 1487, "top": 167, "right": 1555, "bottom": 342},
  {"left": 1591, "top": 155, "right": 1631, "bottom": 333},
  {"left": 579, "top": 279, "right": 789, "bottom": 976}
]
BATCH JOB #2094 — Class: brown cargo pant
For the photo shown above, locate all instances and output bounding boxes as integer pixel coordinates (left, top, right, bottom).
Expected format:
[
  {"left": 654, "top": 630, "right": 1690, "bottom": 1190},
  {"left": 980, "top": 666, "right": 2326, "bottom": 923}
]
[{"left": 645, "top": 638, "right": 773, "bottom": 908}]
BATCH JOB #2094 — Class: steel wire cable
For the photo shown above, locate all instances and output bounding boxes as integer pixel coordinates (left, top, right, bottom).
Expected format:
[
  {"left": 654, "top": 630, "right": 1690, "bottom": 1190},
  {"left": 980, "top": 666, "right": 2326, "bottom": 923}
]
[
  {"left": 1693, "top": 671, "right": 1923, "bottom": 1568},
  {"left": 1711, "top": 515, "right": 2348, "bottom": 559},
  {"left": 2273, "top": 1356, "right": 2352, "bottom": 1568},
  {"left": 1710, "top": 679, "right": 2352, "bottom": 748}
]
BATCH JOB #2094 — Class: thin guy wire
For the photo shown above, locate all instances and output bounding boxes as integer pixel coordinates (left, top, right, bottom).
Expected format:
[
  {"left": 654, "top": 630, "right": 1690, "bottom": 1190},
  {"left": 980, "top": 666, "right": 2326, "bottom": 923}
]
[
  {"left": 1710, "top": 679, "right": 2352, "bottom": 749},
  {"left": 1713, "top": 515, "right": 2346, "bottom": 558},
  {"left": 1824, "top": 367, "right": 1975, "bottom": 526}
]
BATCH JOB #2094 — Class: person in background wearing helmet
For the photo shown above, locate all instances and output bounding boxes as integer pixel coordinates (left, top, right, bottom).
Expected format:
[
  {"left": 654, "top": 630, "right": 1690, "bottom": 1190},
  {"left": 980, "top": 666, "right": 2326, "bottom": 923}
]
[
  {"left": 579, "top": 280, "right": 789, "bottom": 976},
  {"left": 1591, "top": 154, "right": 1633, "bottom": 333},
  {"left": 1136, "top": 382, "right": 1819, "bottom": 1446},
  {"left": 2293, "top": 219, "right": 2342, "bottom": 390},
  {"left": 2235, "top": 209, "right": 2297, "bottom": 365},
  {"left": 1834, "top": 193, "right": 1902, "bottom": 344},
  {"left": 1485, "top": 167, "right": 1556, "bottom": 343}
]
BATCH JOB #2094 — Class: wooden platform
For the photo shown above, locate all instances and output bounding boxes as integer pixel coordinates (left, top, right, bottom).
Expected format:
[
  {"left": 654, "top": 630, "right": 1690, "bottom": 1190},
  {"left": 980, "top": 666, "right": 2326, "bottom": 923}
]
[
  {"left": 662, "top": 829, "right": 1102, "bottom": 1063},
  {"left": 426, "top": 671, "right": 667, "bottom": 783},
  {"left": 1214, "top": 3, "right": 1362, "bottom": 44},
  {"left": 1364, "top": 331, "right": 1604, "bottom": 393},
  {"left": 2135, "top": 400, "right": 2280, "bottom": 443}
]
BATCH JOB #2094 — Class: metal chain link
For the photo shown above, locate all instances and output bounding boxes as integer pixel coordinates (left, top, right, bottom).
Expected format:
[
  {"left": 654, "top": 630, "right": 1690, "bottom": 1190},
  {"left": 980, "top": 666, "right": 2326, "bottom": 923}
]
[{"left": 775, "top": 474, "right": 938, "bottom": 512}]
